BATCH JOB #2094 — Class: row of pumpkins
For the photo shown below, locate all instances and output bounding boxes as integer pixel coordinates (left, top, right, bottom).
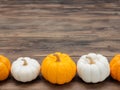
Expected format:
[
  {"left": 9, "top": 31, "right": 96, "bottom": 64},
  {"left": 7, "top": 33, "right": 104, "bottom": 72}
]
[{"left": 0, "top": 52, "right": 119, "bottom": 84}]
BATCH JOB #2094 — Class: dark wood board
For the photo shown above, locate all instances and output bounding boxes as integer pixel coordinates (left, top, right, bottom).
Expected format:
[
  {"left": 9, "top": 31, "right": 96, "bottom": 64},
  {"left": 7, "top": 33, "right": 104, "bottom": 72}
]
[{"left": 0, "top": 0, "right": 120, "bottom": 90}]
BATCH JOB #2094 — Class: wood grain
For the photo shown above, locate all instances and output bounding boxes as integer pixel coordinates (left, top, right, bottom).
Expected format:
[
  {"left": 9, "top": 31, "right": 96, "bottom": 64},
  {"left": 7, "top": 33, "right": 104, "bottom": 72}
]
[{"left": 0, "top": 0, "right": 120, "bottom": 90}]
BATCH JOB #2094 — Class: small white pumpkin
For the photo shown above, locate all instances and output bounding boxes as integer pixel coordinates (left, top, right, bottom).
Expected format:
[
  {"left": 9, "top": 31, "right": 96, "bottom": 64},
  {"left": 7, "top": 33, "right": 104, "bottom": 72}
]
[
  {"left": 77, "top": 53, "right": 110, "bottom": 83},
  {"left": 11, "top": 57, "right": 40, "bottom": 82}
]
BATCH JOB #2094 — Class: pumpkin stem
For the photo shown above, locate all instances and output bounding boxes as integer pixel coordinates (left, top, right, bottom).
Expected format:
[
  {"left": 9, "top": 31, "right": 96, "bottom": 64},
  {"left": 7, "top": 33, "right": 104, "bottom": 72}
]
[
  {"left": 22, "top": 59, "right": 27, "bottom": 66},
  {"left": 86, "top": 56, "right": 95, "bottom": 64},
  {"left": 53, "top": 54, "right": 60, "bottom": 62}
]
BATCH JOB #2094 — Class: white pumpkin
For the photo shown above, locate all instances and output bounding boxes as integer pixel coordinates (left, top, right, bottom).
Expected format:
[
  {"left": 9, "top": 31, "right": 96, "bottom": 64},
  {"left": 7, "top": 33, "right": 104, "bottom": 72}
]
[
  {"left": 77, "top": 53, "right": 110, "bottom": 83},
  {"left": 11, "top": 57, "right": 40, "bottom": 82}
]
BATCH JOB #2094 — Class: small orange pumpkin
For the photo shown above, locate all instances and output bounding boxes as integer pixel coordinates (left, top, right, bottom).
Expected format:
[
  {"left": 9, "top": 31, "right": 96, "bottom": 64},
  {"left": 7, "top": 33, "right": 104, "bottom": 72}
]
[
  {"left": 0, "top": 55, "right": 11, "bottom": 80},
  {"left": 110, "top": 54, "right": 120, "bottom": 81},
  {"left": 41, "top": 52, "right": 76, "bottom": 84}
]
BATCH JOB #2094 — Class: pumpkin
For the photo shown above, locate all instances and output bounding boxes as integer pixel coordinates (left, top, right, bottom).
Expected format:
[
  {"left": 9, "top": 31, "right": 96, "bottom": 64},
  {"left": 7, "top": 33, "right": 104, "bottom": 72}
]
[
  {"left": 110, "top": 54, "right": 120, "bottom": 81},
  {"left": 11, "top": 57, "right": 40, "bottom": 82},
  {"left": 41, "top": 52, "right": 76, "bottom": 84},
  {"left": 77, "top": 53, "right": 110, "bottom": 83},
  {"left": 0, "top": 55, "right": 11, "bottom": 81}
]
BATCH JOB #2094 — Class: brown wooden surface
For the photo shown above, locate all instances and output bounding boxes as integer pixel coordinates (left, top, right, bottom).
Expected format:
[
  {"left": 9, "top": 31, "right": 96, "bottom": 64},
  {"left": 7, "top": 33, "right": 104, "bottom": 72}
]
[{"left": 0, "top": 0, "right": 120, "bottom": 90}]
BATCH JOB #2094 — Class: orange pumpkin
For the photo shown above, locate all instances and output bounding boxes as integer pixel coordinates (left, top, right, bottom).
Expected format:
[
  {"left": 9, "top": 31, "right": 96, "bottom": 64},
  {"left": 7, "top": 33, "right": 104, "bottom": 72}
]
[
  {"left": 110, "top": 54, "right": 120, "bottom": 81},
  {"left": 41, "top": 52, "right": 76, "bottom": 84},
  {"left": 0, "top": 55, "right": 11, "bottom": 80}
]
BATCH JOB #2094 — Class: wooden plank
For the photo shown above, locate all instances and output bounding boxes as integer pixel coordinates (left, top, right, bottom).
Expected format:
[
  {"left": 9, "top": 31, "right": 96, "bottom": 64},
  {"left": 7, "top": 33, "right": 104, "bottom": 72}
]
[{"left": 0, "top": 37, "right": 119, "bottom": 59}]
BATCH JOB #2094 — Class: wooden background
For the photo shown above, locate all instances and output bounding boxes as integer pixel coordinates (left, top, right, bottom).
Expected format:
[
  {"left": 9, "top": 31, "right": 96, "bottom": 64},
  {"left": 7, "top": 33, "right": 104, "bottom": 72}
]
[{"left": 0, "top": 0, "right": 120, "bottom": 90}]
